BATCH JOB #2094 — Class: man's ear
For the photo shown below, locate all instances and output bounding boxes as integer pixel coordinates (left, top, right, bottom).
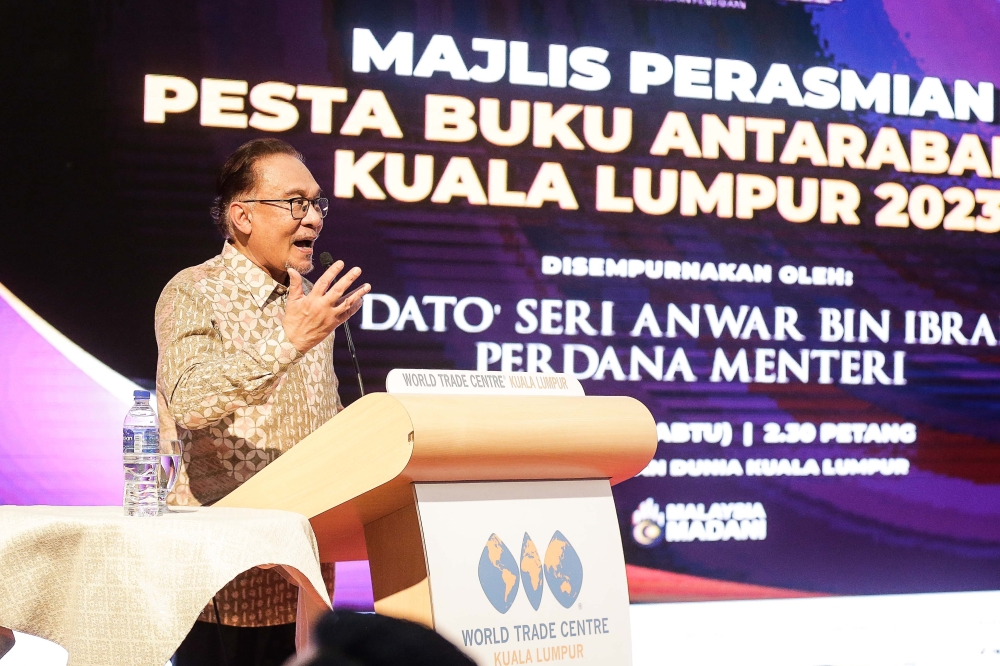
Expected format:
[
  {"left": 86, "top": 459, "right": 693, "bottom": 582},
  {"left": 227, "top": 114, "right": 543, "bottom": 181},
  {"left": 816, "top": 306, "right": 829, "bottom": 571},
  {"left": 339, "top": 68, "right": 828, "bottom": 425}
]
[{"left": 229, "top": 201, "right": 252, "bottom": 236}]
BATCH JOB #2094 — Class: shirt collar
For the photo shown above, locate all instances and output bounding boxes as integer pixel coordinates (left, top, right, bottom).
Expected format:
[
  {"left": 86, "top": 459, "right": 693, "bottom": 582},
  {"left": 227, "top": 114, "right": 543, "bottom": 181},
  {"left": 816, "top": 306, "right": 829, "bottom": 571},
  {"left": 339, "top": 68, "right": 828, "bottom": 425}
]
[{"left": 221, "top": 242, "right": 288, "bottom": 307}]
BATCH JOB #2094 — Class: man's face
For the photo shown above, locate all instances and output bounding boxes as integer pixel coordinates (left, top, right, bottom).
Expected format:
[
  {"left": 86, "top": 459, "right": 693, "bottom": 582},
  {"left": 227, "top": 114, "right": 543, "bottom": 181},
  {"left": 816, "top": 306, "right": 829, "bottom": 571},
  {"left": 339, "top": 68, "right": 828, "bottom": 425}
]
[{"left": 240, "top": 153, "right": 324, "bottom": 279}]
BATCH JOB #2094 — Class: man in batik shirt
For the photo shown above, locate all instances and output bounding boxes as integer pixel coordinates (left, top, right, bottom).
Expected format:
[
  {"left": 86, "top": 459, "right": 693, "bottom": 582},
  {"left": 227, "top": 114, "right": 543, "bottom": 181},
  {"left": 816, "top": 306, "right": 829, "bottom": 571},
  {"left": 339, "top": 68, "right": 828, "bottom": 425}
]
[{"left": 155, "top": 138, "right": 369, "bottom": 666}]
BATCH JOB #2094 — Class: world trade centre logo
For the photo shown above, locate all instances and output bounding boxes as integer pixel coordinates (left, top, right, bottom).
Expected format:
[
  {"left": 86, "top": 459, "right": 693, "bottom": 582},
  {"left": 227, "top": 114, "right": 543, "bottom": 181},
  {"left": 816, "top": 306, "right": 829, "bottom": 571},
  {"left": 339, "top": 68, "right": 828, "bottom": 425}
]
[{"left": 478, "top": 532, "right": 583, "bottom": 613}]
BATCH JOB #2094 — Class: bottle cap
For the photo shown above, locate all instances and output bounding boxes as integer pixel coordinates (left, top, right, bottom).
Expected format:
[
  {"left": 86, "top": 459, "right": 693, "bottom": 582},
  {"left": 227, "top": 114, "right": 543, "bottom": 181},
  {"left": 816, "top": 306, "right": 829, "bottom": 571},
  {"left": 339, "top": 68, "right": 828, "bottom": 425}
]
[{"left": 133, "top": 390, "right": 151, "bottom": 399}]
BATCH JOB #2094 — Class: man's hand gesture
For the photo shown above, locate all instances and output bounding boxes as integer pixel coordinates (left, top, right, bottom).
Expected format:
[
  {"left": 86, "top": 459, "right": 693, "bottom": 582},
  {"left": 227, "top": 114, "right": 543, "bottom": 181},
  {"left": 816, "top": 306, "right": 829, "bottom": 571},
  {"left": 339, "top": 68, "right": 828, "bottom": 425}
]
[{"left": 283, "top": 260, "right": 370, "bottom": 354}]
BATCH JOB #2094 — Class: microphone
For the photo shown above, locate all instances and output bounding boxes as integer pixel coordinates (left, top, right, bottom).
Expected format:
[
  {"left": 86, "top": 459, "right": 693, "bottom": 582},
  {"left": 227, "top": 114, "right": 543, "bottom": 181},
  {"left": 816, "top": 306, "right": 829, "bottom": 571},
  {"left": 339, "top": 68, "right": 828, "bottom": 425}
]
[{"left": 320, "top": 252, "right": 365, "bottom": 398}]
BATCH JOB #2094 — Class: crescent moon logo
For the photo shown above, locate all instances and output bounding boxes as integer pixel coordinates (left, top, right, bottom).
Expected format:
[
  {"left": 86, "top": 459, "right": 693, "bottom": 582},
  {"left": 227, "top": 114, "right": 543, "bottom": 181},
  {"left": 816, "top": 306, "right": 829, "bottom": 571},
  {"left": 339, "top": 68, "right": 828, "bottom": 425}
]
[{"left": 632, "top": 519, "right": 663, "bottom": 547}]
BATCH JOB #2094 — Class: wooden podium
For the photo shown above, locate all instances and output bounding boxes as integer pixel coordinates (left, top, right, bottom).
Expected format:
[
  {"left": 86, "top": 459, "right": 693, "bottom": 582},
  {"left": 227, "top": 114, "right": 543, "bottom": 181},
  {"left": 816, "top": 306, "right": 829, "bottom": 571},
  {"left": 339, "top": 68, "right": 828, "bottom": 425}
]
[{"left": 217, "top": 376, "right": 656, "bottom": 664}]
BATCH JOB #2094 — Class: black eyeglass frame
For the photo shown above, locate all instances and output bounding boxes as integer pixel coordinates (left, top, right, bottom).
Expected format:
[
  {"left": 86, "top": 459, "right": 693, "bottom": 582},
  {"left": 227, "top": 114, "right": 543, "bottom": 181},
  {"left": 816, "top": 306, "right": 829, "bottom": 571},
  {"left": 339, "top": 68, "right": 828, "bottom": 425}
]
[{"left": 239, "top": 197, "right": 330, "bottom": 220}]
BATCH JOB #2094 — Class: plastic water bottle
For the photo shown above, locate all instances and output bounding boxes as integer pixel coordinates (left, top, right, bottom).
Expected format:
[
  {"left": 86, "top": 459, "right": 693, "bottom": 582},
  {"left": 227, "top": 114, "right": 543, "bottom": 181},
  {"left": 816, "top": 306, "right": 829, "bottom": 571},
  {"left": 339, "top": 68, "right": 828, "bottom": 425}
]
[{"left": 123, "top": 390, "right": 159, "bottom": 517}]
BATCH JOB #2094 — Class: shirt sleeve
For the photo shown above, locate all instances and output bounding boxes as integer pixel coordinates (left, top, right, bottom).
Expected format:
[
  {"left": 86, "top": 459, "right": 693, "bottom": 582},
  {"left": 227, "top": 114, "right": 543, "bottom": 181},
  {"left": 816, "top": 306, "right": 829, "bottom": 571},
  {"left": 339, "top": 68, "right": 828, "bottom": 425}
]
[{"left": 155, "top": 277, "right": 302, "bottom": 430}]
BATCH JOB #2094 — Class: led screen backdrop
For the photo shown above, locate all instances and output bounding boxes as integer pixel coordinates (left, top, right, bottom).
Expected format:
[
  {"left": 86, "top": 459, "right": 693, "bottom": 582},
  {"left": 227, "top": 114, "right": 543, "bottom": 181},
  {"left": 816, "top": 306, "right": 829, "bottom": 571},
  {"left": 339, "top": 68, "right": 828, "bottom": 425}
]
[{"left": 2, "top": 0, "right": 999, "bottom": 599}]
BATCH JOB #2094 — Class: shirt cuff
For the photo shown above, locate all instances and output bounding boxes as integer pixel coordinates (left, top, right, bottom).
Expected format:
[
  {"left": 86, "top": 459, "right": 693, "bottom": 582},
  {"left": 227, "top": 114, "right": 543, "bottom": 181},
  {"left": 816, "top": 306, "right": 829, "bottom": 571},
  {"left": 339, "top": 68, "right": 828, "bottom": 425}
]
[{"left": 257, "top": 324, "right": 303, "bottom": 375}]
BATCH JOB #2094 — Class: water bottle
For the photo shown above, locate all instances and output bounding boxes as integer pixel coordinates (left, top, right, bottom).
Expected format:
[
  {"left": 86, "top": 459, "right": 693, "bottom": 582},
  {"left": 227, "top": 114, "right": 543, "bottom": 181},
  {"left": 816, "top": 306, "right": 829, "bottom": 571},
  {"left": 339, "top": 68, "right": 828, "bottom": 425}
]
[{"left": 123, "top": 390, "right": 159, "bottom": 517}]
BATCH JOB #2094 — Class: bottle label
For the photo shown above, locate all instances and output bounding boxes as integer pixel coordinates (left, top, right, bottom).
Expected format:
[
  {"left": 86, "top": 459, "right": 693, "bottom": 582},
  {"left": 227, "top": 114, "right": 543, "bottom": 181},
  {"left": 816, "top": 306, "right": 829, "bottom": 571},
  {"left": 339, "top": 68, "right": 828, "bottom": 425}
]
[
  {"left": 123, "top": 428, "right": 159, "bottom": 453},
  {"left": 144, "top": 429, "right": 160, "bottom": 453}
]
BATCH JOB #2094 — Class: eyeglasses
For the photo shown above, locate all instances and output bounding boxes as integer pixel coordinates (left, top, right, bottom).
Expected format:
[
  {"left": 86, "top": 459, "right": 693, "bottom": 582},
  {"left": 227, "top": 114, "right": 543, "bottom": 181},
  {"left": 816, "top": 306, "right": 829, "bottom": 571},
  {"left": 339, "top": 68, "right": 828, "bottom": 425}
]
[{"left": 240, "top": 197, "right": 330, "bottom": 220}]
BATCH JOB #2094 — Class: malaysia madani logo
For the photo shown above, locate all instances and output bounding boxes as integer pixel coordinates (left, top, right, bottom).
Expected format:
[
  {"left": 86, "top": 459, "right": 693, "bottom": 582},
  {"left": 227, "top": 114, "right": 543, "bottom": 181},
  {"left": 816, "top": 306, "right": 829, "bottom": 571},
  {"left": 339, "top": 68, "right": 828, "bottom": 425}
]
[
  {"left": 478, "top": 531, "right": 583, "bottom": 614},
  {"left": 631, "top": 498, "right": 665, "bottom": 547}
]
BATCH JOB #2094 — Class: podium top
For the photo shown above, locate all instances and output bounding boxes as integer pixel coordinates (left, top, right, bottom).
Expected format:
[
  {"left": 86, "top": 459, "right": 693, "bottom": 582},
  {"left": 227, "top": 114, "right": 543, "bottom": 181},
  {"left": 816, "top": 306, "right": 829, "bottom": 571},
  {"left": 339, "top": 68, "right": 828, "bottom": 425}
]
[
  {"left": 385, "top": 369, "right": 585, "bottom": 396},
  {"left": 217, "top": 392, "right": 656, "bottom": 560}
]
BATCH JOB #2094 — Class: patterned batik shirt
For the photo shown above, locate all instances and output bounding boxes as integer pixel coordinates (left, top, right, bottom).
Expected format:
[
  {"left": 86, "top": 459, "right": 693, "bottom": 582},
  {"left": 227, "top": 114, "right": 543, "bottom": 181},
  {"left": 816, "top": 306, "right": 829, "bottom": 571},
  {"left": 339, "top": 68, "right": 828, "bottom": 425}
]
[{"left": 155, "top": 241, "right": 341, "bottom": 627}]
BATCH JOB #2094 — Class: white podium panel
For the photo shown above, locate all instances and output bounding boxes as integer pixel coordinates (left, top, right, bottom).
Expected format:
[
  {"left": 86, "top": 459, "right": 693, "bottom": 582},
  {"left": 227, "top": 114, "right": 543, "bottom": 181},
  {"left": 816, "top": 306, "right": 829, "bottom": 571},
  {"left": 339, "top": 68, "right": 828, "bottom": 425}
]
[{"left": 415, "top": 480, "right": 633, "bottom": 666}]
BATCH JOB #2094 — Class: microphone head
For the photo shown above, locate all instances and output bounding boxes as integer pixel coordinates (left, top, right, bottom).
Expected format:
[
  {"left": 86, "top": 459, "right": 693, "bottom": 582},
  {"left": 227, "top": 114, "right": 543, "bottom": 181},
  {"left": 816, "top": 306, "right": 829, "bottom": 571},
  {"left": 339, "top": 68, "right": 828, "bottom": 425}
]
[{"left": 319, "top": 252, "right": 334, "bottom": 269}]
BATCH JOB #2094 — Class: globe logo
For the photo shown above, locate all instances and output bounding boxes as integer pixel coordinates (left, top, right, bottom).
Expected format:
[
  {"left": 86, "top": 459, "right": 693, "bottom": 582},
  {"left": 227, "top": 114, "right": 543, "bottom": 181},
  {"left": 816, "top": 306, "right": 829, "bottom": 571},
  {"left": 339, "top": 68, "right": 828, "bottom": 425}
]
[
  {"left": 478, "top": 531, "right": 583, "bottom": 612},
  {"left": 478, "top": 534, "right": 520, "bottom": 613},
  {"left": 520, "top": 534, "right": 544, "bottom": 610},
  {"left": 543, "top": 531, "right": 583, "bottom": 608}
]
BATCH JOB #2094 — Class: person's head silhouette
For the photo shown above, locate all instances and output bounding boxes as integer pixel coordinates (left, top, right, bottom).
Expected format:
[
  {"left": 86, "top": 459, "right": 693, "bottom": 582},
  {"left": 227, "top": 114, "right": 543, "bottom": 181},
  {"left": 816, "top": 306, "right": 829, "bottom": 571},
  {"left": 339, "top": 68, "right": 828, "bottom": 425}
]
[{"left": 289, "top": 611, "right": 475, "bottom": 666}]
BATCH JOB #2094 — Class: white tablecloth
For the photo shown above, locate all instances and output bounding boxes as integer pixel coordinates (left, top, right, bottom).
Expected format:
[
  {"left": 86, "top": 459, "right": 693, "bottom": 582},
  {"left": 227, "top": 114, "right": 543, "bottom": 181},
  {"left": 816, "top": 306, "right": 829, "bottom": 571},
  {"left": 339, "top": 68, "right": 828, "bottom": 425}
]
[{"left": 0, "top": 506, "right": 331, "bottom": 666}]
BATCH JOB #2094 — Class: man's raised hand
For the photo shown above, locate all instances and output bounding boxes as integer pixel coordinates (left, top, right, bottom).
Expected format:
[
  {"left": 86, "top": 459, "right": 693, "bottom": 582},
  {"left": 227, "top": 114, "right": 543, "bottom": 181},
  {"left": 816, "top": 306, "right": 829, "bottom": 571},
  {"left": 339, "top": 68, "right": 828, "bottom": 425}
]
[{"left": 283, "top": 260, "right": 370, "bottom": 354}]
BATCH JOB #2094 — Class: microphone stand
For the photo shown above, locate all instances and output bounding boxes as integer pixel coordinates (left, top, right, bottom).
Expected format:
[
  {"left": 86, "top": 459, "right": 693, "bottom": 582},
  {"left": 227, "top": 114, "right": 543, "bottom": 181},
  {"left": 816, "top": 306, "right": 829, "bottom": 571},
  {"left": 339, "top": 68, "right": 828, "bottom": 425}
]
[
  {"left": 343, "top": 321, "right": 364, "bottom": 397},
  {"left": 319, "top": 252, "right": 365, "bottom": 398}
]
